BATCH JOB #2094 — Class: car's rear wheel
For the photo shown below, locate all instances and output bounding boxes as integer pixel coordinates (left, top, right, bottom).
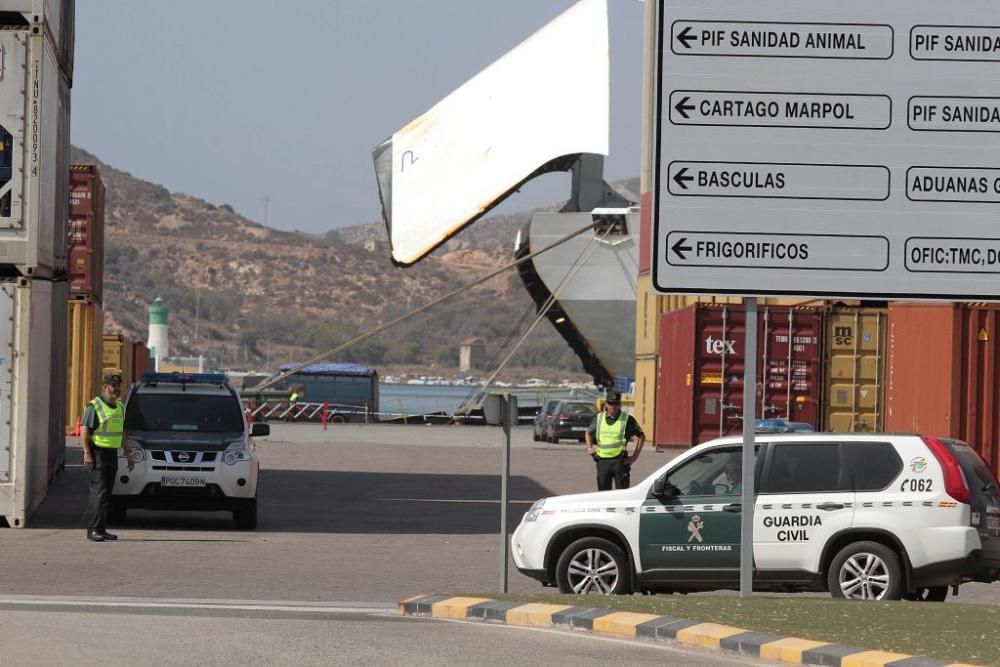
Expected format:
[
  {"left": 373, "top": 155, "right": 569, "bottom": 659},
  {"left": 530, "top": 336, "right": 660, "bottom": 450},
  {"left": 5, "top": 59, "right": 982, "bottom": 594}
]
[
  {"left": 532, "top": 429, "right": 540, "bottom": 442},
  {"left": 555, "top": 537, "right": 631, "bottom": 595},
  {"left": 828, "top": 541, "right": 902, "bottom": 601},
  {"left": 233, "top": 498, "right": 258, "bottom": 529}
]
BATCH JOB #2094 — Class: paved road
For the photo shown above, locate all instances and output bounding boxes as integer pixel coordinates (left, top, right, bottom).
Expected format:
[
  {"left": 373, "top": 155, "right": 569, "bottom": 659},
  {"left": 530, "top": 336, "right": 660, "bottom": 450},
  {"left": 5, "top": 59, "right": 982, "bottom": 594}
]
[
  {"left": 1, "top": 423, "right": 995, "bottom": 606},
  {"left": 0, "top": 599, "right": 775, "bottom": 666}
]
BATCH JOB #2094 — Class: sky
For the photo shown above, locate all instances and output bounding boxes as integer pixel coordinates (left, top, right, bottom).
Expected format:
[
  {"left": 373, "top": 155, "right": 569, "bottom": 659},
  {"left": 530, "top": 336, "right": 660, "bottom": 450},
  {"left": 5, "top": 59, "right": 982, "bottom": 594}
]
[{"left": 71, "top": 1, "right": 645, "bottom": 234}]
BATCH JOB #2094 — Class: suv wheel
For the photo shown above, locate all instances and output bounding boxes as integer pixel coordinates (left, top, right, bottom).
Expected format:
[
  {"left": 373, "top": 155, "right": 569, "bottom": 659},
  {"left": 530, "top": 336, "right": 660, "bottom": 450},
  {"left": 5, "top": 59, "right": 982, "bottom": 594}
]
[
  {"left": 532, "top": 428, "right": 540, "bottom": 442},
  {"left": 233, "top": 498, "right": 258, "bottom": 530},
  {"left": 555, "top": 537, "right": 631, "bottom": 595},
  {"left": 828, "top": 541, "right": 902, "bottom": 600}
]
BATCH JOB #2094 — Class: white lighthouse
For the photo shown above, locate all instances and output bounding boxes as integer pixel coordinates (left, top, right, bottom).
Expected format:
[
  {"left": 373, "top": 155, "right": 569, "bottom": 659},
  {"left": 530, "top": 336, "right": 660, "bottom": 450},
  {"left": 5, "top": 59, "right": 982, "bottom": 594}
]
[{"left": 147, "top": 295, "right": 169, "bottom": 371}]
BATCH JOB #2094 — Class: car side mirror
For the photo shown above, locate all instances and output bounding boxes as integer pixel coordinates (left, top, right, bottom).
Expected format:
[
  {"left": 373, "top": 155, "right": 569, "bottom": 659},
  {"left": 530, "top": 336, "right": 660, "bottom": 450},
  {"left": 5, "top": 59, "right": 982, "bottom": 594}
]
[
  {"left": 251, "top": 423, "right": 270, "bottom": 437},
  {"left": 652, "top": 477, "right": 679, "bottom": 499}
]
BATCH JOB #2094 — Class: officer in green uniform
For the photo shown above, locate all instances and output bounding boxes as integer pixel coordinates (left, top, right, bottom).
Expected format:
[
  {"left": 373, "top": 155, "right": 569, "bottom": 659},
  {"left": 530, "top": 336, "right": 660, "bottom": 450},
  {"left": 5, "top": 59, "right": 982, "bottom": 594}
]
[
  {"left": 585, "top": 392, "right": 645, "bottom": 491},
  {"left": 81, "top": 373, "right": 133, "bottom": 542}
]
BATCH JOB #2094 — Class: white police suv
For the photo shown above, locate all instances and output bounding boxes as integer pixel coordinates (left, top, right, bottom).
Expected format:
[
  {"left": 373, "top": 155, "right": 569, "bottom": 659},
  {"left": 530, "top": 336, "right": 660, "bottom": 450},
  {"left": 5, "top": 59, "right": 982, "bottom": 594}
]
[
  {"left": 111, "top": 373, "right": 267, "bottom": 529},
  {"left": 512, "top": 433, "right": 1000, "bottom": 600}
]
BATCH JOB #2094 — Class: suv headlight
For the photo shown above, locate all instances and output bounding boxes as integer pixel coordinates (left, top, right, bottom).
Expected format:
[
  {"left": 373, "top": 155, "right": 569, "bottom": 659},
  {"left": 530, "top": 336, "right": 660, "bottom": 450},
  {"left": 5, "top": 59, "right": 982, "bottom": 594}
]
[
  {"left": 525, "top": 498, "right": 547, "bottom": 522},
  {"left": 122, "top": 438, "right": 145, "bottom": 463},
  {"left": 223, "top": 441, "right": 252, "bottom": 466}
]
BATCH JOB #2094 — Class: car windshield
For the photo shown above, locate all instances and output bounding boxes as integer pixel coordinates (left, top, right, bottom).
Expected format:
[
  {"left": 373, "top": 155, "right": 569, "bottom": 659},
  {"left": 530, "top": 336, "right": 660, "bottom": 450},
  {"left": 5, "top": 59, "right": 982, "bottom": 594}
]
[
  {"left": 561, "top": 403, "right": 595, "bottom": 416},
  {"left": 124, "top": 394, "right": 244, "bottom": 433}
]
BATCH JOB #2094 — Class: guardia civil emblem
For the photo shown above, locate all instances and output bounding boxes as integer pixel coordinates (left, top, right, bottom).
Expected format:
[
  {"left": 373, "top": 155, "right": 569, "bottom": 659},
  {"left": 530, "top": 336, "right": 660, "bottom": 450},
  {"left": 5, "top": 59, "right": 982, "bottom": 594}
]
[{"left": 687, "top": 514, "right": 705, "bottom": 543}]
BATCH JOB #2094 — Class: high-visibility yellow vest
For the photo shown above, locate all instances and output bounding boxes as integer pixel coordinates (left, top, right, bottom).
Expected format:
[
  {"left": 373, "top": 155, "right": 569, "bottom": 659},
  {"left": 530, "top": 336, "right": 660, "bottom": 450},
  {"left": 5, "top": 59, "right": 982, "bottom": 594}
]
[
  {"left": 290, "top": 392, "right": 299, "bottom": 404},
  {"left": 595, "top": 412, "right": 627, "bottom": 458},
  {"left": 89, "top": 398, "right": 124, "bottom": 449}
]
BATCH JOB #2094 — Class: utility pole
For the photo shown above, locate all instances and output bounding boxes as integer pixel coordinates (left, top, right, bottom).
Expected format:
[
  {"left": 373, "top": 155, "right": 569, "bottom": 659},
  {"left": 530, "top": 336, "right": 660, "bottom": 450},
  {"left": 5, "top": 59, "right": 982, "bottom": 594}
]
[
  {"left": 194, "top": 288, "right": 200, "bottom": 345},
  {"left": 263, "top": 195, "right": 272, "bottom": 227}
]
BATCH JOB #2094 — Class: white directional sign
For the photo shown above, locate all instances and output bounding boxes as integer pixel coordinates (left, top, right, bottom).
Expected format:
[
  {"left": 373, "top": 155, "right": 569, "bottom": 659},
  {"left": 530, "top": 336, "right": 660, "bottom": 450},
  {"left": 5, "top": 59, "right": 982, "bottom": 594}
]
[{"left": 653, "top": 0, "right": 1000, "bottom": 299}]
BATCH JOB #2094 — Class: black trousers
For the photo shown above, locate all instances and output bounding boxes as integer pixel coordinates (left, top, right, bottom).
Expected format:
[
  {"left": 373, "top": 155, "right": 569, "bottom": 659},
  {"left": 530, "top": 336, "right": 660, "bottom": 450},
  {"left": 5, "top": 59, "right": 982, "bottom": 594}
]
[
  {"left": 596, "top": 455, "right": 630, "bottom": 491},
  {"left": 86, "top": 448, "right": 118, "bottom": 532}
]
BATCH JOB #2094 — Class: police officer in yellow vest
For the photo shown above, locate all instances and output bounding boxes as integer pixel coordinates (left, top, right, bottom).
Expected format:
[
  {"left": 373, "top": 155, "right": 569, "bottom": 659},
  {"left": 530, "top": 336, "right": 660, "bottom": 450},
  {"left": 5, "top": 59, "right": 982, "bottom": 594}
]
[
  {"left": 585, "top": 392, "right": 645, "bottom": 491},
  {"left": 81, "top": 373, "right": 134, "bottom": 542}
]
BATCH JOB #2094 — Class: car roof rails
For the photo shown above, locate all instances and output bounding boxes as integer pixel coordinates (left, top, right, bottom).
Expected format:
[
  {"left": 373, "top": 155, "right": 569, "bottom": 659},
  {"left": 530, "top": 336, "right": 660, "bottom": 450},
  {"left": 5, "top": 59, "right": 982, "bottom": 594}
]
[{"left": 139, "top": 372, "right": 229, "bottom": 389}]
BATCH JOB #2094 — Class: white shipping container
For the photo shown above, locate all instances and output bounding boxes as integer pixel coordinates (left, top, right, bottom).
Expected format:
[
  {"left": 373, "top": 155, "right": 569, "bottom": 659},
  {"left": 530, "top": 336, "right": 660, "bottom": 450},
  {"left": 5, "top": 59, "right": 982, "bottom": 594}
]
[
  {"left": 47, "top": 278, "right": 66, "bottom": 480},
  {"left": 0, "top": 278, "right": 61, "bottom": 527},
  {"left": 0, "top": 29, "right": 71, "bottom": 277},
  {"left": 0, "top": 0, "right": 75, "bottom": 79}
]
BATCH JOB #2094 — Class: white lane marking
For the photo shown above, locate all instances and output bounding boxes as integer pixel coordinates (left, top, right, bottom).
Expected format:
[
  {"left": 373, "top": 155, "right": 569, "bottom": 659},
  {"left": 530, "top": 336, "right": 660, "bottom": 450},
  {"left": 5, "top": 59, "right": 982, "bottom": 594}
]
[{"left": 0, "top": 596, "right": 394, "bottom": 615}]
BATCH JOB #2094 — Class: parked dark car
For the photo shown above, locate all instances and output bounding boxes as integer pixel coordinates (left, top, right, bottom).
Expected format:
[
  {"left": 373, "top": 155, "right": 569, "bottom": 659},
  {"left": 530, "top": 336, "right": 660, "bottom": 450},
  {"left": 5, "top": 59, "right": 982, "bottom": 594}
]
[
  {"left": 544, "top": 400, "right": 597, "bottom": 443},
  {"left": 532, "top": 399, "right": 561, "bottom": 441}
]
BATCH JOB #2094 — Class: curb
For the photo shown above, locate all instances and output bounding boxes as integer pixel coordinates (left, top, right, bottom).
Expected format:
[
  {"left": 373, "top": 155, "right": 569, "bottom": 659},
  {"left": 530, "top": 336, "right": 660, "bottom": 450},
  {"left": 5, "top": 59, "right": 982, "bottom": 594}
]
[{"left": 398, "top": 595, "right": 980, "bottom": 667}]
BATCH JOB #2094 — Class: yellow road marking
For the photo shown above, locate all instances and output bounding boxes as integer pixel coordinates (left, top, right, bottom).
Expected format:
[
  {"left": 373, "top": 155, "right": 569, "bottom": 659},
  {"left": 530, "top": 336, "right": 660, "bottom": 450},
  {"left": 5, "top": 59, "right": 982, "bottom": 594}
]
[
  {"left": 759, "top": 637, "right": 831, "bottom": 663},
  {"left": 505, "top": 603, "right": 573, "bottom": 627},
  {"left": 676, "top": 622, "right": 746, "bottom": 648},
  {"left": 593, "top": 611, "right": 666, "bottom": 637},
  {"left": 430, "top": 597, "right": 492, "bottom": 620}
]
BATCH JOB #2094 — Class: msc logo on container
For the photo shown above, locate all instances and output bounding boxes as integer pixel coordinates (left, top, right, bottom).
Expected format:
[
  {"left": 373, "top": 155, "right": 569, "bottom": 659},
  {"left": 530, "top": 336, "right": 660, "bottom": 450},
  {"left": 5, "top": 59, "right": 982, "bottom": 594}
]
[{"left": 834, "top": 325, "right": 854, "bottom": 346}]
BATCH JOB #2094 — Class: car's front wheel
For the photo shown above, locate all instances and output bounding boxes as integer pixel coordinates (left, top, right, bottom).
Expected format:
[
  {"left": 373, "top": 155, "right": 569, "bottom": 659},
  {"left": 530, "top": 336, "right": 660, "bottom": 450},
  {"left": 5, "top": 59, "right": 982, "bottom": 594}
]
[
  {"left": 233, "top": 497, "right": 258, "bottom": 529},
  {"left": 555, "top": 537, "right": 631, "bottom": 595},
  {"left": 828, "top": 541, "right": 902, "bottom": 600}
]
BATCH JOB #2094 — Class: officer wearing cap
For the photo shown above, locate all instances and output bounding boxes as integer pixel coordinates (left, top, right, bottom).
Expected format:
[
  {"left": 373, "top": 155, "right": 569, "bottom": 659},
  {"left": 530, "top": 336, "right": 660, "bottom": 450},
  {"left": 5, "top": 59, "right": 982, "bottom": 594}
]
[
  {"left": 585, "top": 391, "right": 645, "bottom": 491},
  {"left": 80, "top": 372, "right": 134, "bottom": 542}
]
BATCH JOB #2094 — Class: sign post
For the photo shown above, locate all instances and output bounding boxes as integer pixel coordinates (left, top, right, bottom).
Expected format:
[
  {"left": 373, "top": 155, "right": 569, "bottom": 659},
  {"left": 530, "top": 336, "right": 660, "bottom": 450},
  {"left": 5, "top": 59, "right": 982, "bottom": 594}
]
[
  {"left": 484, "top": 393, "right": 516, "bottom": 593},
  {"left": 740, "top": 297, "right": 757, "bottom": 597}
]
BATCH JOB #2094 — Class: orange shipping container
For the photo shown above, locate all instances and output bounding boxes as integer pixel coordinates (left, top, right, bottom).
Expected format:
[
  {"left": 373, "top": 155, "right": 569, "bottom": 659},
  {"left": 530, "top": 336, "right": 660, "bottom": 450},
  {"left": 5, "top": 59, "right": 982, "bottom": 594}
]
[
  {"left": 132, "top": 342, "right": 150, "bottom": 380},
  {"left": 886, "top": 302, "right": 1000, "bottom": 479},
  {"left": 66, "top": 299, "right": 103, "bottom": 432},
  {"left": 102, "top": 334, "right": 135, "bottom": 387}
]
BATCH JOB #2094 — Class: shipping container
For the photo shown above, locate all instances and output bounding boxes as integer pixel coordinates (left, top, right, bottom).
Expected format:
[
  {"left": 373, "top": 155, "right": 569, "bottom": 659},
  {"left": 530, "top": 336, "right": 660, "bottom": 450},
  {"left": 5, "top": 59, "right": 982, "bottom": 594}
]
[
  {"left": 102, "top": 334, "right": 135, "bottom": 386},
  {"left": 132, "top": 341, "right": 150, "bottom": 380},
  {"left": 66, "top": 297, "right": 102, "bottom": 432},
  {"left": 68, "top": 164, "right": 105, "bottom": 303},
  {"left": 0, "top": 26, "right": 71, "bottom": 277},
  {"left": 0, "top": 278, "right": 63, "bottom": 526},
  {"left": 822, "top": 307, "right": 887, "bottom": 432},
  {"left": 0, "top": 1, "right": 75, "bottom": 80},
  {"left": 633, "top": 356, "right": 658, "bottom": 446},
  {"left": 48, "top": 279, "right": 67, "bottom": 480},
  {"left": 656, "top": 304, "right": 823, "bottom": 449},
  {"left": 886, "top": 303, "right": 1000, "bottom": 478},
  {"left": 635, "top": 273, "right": 659, "bottom": 357}
]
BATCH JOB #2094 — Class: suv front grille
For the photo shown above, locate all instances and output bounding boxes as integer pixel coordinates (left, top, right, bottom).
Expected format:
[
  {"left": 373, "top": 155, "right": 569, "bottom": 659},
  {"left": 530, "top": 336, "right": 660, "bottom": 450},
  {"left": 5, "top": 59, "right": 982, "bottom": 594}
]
[{"left": 148, "top": 450, "right": 219, "bottom": 467}]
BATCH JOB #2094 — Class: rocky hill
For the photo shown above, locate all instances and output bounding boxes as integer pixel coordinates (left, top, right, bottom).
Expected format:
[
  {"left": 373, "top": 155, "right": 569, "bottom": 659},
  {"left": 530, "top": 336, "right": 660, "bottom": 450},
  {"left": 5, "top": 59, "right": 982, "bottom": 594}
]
[{"left": 74, "top": 146, "right": 637, "bottom": 379}]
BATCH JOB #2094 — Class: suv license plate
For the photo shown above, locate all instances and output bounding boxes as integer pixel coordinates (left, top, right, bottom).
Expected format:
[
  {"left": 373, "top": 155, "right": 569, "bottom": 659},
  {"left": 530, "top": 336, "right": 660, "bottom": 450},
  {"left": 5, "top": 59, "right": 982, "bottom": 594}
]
[
  {"left": 571, "top": 427, "right": 585, "bottom": 431},
  {"left": 161, "top": 476, "right": 206, "bottom": 488}
]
